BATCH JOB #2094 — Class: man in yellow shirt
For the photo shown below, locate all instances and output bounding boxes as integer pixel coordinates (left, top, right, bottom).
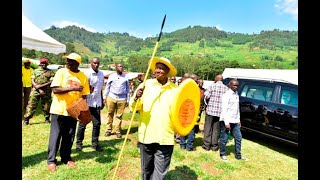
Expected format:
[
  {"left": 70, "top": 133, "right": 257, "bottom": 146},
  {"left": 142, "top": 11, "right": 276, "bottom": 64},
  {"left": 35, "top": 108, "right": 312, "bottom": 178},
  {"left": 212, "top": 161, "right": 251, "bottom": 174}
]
[
  {"left": 47, "top": 53, "right": 90, "bottom": 173},
  {"left": 22, "top": 59, "right": 33, "bottom": 112},
  {"left": 129, "top": 57, "right": 178, "bottom": 180}
]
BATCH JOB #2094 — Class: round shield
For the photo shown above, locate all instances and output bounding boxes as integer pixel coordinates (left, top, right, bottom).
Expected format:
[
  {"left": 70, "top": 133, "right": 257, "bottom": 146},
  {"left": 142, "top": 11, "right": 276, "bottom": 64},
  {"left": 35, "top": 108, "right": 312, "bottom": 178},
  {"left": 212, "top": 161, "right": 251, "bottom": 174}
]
[{"left": 171, "top": 78, "right": 200, "bottom": 136}]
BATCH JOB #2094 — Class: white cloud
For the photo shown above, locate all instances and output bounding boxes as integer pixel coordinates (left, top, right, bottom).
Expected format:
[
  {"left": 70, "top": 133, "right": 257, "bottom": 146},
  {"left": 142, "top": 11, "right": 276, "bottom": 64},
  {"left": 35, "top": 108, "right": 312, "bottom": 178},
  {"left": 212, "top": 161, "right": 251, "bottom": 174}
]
[
  {"left": 132, "top": 32, "right": 153, "bottom": 39},
  {"left": 50, "top": 20, "right": 97, "bottom": 32},
  {"left": 275, "top": 0, "right": 298, "bottom": 20}
]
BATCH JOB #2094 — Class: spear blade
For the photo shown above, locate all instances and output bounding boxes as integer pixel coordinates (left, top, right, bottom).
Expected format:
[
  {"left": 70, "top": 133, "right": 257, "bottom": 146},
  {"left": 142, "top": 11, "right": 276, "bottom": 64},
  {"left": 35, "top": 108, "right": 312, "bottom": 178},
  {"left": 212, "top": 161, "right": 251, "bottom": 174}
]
[{"left": 157, "top": 14, "right": 166, "bottom": 42}]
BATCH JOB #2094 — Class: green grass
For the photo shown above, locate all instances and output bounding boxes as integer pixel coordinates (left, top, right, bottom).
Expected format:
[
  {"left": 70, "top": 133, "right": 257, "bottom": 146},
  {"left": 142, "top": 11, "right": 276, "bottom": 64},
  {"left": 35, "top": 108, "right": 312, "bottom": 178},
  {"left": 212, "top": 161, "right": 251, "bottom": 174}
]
[{"left": 22, "top": 107, "right": 298, "bottom": 180}]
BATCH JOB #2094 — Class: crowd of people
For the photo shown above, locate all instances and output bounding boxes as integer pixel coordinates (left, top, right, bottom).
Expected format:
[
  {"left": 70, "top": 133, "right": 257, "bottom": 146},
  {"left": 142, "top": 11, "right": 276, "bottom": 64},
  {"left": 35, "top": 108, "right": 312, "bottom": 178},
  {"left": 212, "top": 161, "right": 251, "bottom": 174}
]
[{"left": 22, "top": 53, "right": 247, "bottom": 178}]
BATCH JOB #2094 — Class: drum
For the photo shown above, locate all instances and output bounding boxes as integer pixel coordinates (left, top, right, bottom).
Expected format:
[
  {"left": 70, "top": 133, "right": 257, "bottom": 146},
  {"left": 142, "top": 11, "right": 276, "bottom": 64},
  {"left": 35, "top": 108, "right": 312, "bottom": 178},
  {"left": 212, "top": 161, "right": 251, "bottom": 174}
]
[
  {"left": 78, "top": 109, "right": 92, "bottom": 125},
  {"left": 67, "top": 98, "right": 92, "bottom": 125}
]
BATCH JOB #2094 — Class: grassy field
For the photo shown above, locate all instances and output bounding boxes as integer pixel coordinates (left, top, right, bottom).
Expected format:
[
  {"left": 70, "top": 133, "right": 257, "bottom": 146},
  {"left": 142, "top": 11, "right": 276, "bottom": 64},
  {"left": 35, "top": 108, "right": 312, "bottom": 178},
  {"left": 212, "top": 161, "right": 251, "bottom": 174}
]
[{"left": 22, "top": 107, "right": 298, "bottom": 180}]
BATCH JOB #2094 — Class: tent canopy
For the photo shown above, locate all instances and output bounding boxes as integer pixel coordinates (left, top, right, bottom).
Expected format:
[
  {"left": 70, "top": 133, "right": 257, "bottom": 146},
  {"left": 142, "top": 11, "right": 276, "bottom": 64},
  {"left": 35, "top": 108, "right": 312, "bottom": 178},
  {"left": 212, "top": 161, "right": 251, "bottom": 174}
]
[{"left": 22, "top": 15, "right": 66, "bottom": 54}]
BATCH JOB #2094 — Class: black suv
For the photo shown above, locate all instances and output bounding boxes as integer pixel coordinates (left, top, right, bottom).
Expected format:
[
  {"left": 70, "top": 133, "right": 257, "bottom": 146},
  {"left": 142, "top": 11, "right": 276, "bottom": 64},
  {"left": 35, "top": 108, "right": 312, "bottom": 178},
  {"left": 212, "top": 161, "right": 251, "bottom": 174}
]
[{"left": 222, "top": 68, "right": 298, "bottom": 146}]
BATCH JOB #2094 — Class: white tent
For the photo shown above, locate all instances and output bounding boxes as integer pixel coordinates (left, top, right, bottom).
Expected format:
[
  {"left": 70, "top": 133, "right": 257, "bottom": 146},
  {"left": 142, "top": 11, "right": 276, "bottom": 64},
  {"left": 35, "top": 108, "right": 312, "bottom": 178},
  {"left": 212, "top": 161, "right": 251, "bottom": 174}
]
[{"left": 22, "top": 15, "right": 66, "bottom": 54}]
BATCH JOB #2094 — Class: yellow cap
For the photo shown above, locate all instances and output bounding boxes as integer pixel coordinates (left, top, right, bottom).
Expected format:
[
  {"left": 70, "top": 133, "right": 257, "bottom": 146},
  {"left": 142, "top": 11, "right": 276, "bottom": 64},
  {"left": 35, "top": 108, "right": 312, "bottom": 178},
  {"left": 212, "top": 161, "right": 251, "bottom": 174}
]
[
  {"left": 65, "top": 53, "right": 82, "bottom": 64},
  {"left": 24, "top": 59, "right": 31, "bottom": 63}
]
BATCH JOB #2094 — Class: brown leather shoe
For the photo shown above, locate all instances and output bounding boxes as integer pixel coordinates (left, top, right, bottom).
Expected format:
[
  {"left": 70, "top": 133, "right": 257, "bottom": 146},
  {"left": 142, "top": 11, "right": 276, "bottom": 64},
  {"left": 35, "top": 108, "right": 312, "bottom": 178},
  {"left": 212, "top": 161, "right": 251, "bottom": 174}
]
[
  {"left": 48, "top": 163, "right": 56, "bottom": 172},
  {"left": 116, "top": 133, "right": 122, "bottom": 138},
  {"left": 104, "top": 131, "right": 112, "bottom": 137},
  {"left": 66, "top": 161, "right": 76, "bottom": 168}
]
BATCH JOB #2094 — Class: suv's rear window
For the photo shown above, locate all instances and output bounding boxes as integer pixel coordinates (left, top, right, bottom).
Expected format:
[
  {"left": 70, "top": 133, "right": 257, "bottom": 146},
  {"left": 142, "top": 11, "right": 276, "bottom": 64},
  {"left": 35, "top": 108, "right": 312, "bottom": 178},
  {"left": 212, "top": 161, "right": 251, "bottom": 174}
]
[{"left": 240, "top": 85, "right": 274, "bottom": 102}]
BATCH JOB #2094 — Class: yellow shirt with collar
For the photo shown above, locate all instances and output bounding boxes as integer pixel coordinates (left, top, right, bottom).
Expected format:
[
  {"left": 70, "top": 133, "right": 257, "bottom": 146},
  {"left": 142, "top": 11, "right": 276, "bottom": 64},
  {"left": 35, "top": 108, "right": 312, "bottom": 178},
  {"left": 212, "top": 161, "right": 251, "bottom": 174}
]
[
  {"left": 22, "top": 66, "right": 33, "bottom": 87},
  {"left": 129, "top": 78, "right": 178, "bottom": 145},
  {"left": 49, "top": 68, "right": 90, "bottom": 116}
]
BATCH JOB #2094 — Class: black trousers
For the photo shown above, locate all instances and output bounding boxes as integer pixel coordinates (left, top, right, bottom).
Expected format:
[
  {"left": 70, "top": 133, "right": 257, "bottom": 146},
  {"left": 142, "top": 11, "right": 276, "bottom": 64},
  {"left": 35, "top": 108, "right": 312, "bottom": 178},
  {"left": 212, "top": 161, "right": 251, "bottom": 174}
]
[
  {"left": 76, "top": 107, "right": 101, "bottom": 147},
  {"left": 47, "top": 114, "right": 77, "bottom": 164},
  {"left": 202, "top": 114, "right": 220, "bottom": 150},
  {"left": 23, "top": 87, "right": 31, "bottom": 112},
  {"left": 140, "top": 143, "right": 174, "bottom": 180}
]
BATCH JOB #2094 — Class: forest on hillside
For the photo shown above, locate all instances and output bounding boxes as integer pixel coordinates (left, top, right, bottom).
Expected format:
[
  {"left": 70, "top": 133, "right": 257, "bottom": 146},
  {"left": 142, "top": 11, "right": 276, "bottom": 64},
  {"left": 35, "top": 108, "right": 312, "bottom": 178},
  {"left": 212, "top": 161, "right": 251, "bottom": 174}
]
[{"left": 22, "top": 25, "right": 297, "bottom": 80}]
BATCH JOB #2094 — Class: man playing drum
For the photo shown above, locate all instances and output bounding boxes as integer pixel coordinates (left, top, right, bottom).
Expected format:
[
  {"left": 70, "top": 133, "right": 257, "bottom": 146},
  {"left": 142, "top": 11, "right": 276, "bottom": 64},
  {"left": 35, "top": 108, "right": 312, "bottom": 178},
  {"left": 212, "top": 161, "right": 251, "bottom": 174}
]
[{"left": 46, "top": 53, "right": 90, "bottom": 173}]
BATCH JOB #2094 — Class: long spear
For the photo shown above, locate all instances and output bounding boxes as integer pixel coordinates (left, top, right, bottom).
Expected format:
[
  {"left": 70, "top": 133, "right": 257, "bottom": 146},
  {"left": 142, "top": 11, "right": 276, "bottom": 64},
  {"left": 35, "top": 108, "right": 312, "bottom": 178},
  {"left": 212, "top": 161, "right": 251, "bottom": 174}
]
[{"left": 112, "top": 14, "right": 167, "bottom": 180}]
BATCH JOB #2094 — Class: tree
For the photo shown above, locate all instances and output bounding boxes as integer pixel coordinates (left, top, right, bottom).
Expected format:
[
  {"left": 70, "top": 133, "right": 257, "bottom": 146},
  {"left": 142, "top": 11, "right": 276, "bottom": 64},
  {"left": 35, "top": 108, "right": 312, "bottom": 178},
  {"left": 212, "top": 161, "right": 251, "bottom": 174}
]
[
  {"left": 82, "top": 54, "right": 89, "bottom": 64},
  {"left": 66, "top": 43, "right": 75, "bottom": 54},
  {"left": 101, "top": 54, "right": 113, "bottom": 65},
  {"left": 274, "top": 55, "right": 284, "bottom": 62},
  {"left": 199, "top": 39, "right": 205, "bottom": 48},
  {"left": 260, "top": 55, "right": 271, "bottom": 61},
  {"left": 22, "top": 49, "right": 37, "bottom": 59},
  {"left": 126, "top": 54, "right": 149, "bottom": 72}
]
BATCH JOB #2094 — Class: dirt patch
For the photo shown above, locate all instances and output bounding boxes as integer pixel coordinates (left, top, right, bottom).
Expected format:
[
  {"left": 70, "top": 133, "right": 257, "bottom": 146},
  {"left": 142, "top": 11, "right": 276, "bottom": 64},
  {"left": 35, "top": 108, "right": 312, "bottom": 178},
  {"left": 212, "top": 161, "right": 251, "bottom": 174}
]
[
  {"left": 115, "top": 158, "right": 141, "bottom": 180},
  {"left": 200, "top": 163, "right": 223, "bottom": 176}
]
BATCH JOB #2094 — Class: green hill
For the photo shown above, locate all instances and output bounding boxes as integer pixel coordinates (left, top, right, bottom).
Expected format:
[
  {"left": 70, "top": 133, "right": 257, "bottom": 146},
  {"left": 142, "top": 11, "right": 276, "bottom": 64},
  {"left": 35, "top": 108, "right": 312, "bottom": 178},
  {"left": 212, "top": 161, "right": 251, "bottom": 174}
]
[{"left": 22, "top": 25, "right": 297, "bottom": 80}]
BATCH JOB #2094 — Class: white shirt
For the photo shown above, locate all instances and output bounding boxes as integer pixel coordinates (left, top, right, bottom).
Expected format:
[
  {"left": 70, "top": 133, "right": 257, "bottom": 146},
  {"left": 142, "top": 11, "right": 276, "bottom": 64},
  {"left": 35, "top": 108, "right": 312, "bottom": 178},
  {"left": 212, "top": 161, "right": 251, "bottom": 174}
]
[
  {"left": 219, "top": 88, "right": 240, "bottom": 125},
  {"left": 86, "top": 68, "right": 105, "bottom": 108}
]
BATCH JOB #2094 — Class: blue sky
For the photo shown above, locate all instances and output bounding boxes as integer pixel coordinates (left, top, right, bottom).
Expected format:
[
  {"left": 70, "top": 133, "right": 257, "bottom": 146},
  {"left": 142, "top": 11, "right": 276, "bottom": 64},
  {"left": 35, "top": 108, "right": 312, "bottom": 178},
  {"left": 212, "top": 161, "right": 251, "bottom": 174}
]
[{"left": 22, "top": 0, "right": 297, "bottom": 39}]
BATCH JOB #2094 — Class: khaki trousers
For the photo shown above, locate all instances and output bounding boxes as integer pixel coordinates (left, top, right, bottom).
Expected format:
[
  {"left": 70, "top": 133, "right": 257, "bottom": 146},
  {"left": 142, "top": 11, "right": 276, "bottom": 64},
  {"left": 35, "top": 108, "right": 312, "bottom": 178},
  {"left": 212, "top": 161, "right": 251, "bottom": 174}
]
[{"left": 106, "top": 96, "right": 126, "bottom": 134}]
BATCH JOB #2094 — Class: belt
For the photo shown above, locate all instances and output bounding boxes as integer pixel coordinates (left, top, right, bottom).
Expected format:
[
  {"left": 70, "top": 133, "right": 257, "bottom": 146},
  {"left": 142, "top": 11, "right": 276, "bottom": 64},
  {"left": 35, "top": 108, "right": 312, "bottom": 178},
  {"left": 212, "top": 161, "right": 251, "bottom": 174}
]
[{"left": 89, "top": 106, "right": 101, "bottom": 109}]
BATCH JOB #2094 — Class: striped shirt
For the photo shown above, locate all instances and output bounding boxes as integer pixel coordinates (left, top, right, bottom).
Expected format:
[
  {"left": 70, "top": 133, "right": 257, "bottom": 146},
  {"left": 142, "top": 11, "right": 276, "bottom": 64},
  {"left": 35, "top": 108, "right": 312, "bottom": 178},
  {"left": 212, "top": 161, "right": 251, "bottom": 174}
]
[
  {"left": 86, "top": 68, "right": 105, "bottom": 108},
  {"left": 204, "top": 81, "right": 228, "bottom": 117}
]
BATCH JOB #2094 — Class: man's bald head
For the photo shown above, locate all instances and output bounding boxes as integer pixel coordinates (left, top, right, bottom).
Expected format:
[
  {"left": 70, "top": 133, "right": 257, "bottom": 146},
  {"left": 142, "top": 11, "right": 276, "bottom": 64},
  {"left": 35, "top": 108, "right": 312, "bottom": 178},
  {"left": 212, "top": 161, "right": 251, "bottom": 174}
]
[
  {"left": 91, "top": 57, "right": 100, "bottom": 63},
  {"left": 183, "top": 73, "right": 191, "bottom": 78},
  {"left": 90, "top": 57, "right": 100, "bottom": 72},
  {"left": 215, "top": 74, "right": 223, "bottom": 82},
  {"left": 189, "top": 74, "right": 199, "bottom": 84}
]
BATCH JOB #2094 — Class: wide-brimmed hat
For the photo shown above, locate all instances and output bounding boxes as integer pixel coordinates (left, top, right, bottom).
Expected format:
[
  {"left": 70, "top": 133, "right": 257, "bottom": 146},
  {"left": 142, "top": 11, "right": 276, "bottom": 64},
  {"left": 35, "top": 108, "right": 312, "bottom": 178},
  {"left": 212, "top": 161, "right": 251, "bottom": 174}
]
[
  {"left": 64, "top": 53, "right": 81, "bottom": 64},
  {"left": 149, "top": 57, "right": 177, "bottom": 77}
]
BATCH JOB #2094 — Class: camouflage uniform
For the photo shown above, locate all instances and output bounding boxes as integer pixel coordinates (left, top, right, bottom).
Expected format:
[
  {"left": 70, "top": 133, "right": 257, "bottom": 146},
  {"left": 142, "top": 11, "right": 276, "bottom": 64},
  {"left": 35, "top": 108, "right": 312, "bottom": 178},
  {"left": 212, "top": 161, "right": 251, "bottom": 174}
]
[
  {"left": 24, "top": 68, "right": 55, "bottom": 124},
  {"left": 132, "top": 79, "right": 143, "bottom": 94}
]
